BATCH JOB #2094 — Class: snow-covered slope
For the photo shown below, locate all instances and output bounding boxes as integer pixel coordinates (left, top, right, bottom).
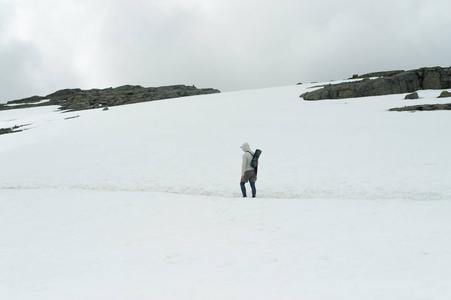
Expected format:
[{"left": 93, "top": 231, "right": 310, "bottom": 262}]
[
  {"left": 2, "top": 83, "right": 451, "bottom": 199},
  {"left": 1, "top": 83, "right": 451, "bottom": 299}
]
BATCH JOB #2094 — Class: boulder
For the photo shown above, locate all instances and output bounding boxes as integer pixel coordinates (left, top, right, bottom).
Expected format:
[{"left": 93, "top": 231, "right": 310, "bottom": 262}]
[
  {"left": 405, "top": 92, "right": 419, "bottom": 100},
  {"left": 438, "top": 91, "right": 451, "bottom": 98}
]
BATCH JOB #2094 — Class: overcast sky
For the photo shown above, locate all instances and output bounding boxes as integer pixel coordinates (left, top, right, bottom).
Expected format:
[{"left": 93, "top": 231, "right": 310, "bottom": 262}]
[{"left": 1, "top": 0, "right": 450, "bottom": 102}]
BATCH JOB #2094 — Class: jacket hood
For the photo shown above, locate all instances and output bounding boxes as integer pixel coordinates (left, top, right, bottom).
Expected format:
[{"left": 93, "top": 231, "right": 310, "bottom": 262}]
[{"left": 240, "top": 142, "right": 253, "bottom": 154}]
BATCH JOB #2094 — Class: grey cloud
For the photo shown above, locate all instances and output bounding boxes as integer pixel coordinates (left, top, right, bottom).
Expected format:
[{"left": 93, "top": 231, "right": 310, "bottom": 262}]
[
  {"left": 1, "top": 0, "right": 451, "bottom": 102},
  {"left": 0, "top": 39, "right": 85, "bottom": 102},
  {"left": 0, "top": 41, "right": 42, "bottom": 102}
]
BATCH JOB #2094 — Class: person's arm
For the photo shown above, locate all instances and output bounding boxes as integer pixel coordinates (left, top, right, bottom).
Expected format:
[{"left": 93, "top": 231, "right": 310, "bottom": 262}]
[{"left": 241, "top": 153, "right": 247, "bottom": 179}]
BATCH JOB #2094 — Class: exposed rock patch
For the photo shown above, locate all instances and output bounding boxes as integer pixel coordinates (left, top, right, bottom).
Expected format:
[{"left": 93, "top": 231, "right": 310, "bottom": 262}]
[
  {"left": 301, "top": 67, "right": 451, "bottom": 101},
  {"left": 0, "top": 127, "right": 15, "bottom": 135},
  {"left": 389, "top": 103, "right": 451, "bottom": 112},
  {"left": 2, "top": 85, "right": 220, "bottom": 112},
  {"left": 0, "top": 125, "right": 26, "bottom": 135},
  {"left": 64, "top": 115, "right": 80, "bottom": 120}
]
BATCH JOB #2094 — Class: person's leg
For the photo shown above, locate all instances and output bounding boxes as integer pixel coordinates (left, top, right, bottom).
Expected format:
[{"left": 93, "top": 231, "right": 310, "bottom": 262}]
[
  {"left": 240, "top": 181, "right": 247, "bottom": 197},
  {"left": 250, "top": 181, "right": 256, "bottom": 198}
]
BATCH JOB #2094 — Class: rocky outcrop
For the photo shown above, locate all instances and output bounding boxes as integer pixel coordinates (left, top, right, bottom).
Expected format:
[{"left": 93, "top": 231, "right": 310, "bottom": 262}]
[
  {"left": 2, "top": 84, "right": 220, "bottom": 111},
  {"left": 301, "top": 67, "right": 451, "bottom": 101},
  {"left": 389, "top": 103, "right": 451, "bottom": 112}
]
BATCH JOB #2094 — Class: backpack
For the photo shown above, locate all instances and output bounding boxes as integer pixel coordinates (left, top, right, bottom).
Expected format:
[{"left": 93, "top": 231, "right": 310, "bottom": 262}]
[{"left": 250, "top": 149, "right": 262, "bottom": 168}]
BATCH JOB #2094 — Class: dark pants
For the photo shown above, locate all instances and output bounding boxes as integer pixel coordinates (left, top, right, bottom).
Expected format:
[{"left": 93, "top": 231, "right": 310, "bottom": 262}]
[{"left": 240, "top": 181, "right": 256, "bottom": 198}]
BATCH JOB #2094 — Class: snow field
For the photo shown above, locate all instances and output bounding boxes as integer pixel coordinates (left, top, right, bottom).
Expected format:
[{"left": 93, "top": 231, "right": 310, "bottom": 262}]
[
  {"left": 2, "top": 189, "right": 451, "bottom": 299},
  {"left": 1, "top": 83, "right": 451, "bottom": 298}
]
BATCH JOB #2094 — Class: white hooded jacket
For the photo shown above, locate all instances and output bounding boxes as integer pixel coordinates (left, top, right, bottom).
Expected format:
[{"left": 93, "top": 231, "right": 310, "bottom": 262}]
[{"left": 240, "top": 142, "right": 255, "bottom": 175}]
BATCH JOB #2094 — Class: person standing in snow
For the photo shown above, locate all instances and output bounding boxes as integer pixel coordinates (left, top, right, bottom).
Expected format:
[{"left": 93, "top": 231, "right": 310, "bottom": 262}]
[{"left": 240, "top": 142, "right": 257, "bottom": 198}]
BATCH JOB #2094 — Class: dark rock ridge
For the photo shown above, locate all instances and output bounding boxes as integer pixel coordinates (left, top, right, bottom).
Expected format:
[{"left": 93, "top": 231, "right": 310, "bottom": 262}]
[
  {"left": 351, "top": 70, "right": 405, "bottom": 79},
  {"left": 301, "top": 67, "right": 451, "bottom": 101},
  {"left": 0, "top": 96, "right": 49, "bottom": 110},
  {"left": 389, "top": 103, "right": 451, "bottom": 112},
  {"left": 2, "top": 85, "right": 220, "bottom": 111}
]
